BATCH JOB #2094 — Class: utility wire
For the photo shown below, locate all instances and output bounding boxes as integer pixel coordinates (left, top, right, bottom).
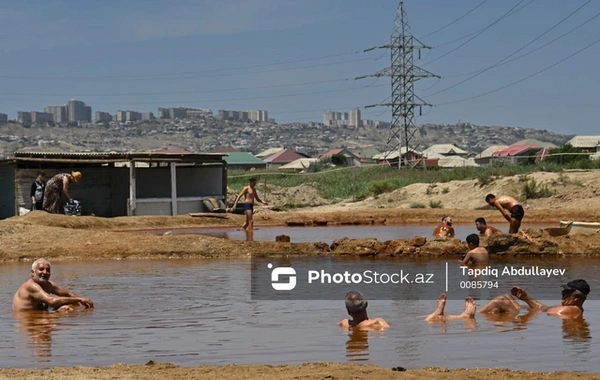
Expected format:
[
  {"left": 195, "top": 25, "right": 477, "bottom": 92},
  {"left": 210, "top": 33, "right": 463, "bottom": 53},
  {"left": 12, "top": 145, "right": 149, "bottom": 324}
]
[
  {"left": 423, "top": 0, "right": 535, "bottom": 65},
  {"left": 436, "top": 36, "right": 600, "bottom": 106},
  {"left": 440, "top": 9, "right": 600, "bottom": 79},
  {"left": 428, "top": 0, "right": 591, "bottom": 97},
  {"left": 420, "top": 0, "right": 492, "bottom": 39}
]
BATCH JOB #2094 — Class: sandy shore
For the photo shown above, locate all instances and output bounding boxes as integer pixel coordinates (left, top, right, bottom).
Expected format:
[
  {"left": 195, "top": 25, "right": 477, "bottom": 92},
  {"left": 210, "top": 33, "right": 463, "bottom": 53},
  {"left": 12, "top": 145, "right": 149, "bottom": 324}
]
[{"left": 0, "top": 362, "right": 598, "bottom": 380}]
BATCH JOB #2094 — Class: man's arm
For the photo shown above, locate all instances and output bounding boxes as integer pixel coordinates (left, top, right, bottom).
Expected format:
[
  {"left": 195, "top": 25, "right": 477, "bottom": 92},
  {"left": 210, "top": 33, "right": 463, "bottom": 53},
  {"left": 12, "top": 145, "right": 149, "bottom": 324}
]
[
  {"left": 493, "top": 201, "right": 512, "bottom": 222},
  {"left": 232, "top": 186, "right": 248, "bottom": 207},
  {"left": 458, "top": 251, "right": 473, "bottom": 265},
  {"left": 29, "top": 282, "right": 93, "bottom": 309},
  {"left": 30, "top": 182, "right": 36, "bottom": 205},
  {"left": 49, "top": 281, "right": 77, "bottom": 297},
  {"left": 254, "top": 192, "right": 268, "bottom": 205}
]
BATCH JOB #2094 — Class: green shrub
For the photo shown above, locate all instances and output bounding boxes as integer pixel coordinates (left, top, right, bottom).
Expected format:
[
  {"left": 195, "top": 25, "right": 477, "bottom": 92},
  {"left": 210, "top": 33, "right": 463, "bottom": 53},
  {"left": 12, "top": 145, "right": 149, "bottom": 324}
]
[
  {"left": 521, "top": 178, "right": 554, "bottom": 199},
  {"left": 369, "top": 180, "right": 396, "bottom": 196},
  {"left": 441, "top": 187, "right": 450, "bottom": 194},
  {"left": 429, "top": 200, "right": 443, "bottom": 208},
  {"left": 409, "top": 202, "right": 426, "bottom": 209}
]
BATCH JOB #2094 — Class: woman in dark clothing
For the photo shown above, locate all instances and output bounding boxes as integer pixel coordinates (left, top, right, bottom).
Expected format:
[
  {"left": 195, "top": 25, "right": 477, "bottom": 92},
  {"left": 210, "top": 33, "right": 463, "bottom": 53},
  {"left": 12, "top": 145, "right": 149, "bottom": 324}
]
[{"left": 42, "top": 171, "right": 82, "bottom": 214}]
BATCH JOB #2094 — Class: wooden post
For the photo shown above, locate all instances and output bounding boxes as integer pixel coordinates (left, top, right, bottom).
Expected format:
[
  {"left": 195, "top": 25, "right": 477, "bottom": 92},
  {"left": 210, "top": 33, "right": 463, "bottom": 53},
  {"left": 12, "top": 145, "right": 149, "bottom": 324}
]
[
  {"left": 129, "top": 160, "right": 136, "bottom": 216},
  {"left": 170, "top": 162, "right": 178, "bottom": 216}
]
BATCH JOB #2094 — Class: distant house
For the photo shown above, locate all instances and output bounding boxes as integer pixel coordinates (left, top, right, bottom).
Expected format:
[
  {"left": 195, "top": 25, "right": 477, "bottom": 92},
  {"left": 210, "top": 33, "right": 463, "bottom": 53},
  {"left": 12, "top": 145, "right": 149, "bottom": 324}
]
[
  {"left": 319, "top": 148, "right": 361, "bottom": 166},
  {"left": 473, "top": 145, "right": 508, "bottom": 166},
  {"left": 565, "top": 136, "right": 600, "bottom": 153},
  {"left": 372, "top": 148, "right": 437, "bottom": 168},
  {"left": 278, "top": 158, "right": 320, "bottom": 172},
  {"left": 223, "top": 152, "right": 266, "bottom": 171},
  {"left": 423, "top": 144, "right": 468, "bottom": 158},
  {"left": 263, "top": 149, "right": 309, "bottom": 169},
  {"left": 511, "top": 139, "right": 557, "bottom": 149},
  {"left": 210, "top": 146, "right": 239, "bottom": 153},
  {"left": 358, "top": 147, "right": 381, "bottom": 163},
  {"left": 256, "top": 147, "right": 284, "bottom": 159},
  {"left": 492, "top": 145, "right": 543, "bottom": 164},
  {"left": 425, "top": 153, "right": 479, "bottom": 167}
]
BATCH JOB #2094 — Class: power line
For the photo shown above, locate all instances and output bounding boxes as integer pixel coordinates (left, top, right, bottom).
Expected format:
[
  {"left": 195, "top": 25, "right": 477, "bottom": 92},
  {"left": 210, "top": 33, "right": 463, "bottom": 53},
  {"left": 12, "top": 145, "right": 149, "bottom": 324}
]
[
  {"left": 1, "top": 77, "right": 353, "bottom": 97},
  {"left": 0, "top": 56, "right": 375, "bottom": 82},
  {"left": 427, "top": 0, "right": 591, "bottom": 97},
  {"left": 436, "top": 36, "right": 600, "bottom": 106},
  {"left": 423, "top": 0, "right": 535, "bottom": 66},
  {"left": 440, "top": 9, "right": 600, "bottom": 79},
  {"left": 420, "top": 0, "right": 492, "bottom": 39}
]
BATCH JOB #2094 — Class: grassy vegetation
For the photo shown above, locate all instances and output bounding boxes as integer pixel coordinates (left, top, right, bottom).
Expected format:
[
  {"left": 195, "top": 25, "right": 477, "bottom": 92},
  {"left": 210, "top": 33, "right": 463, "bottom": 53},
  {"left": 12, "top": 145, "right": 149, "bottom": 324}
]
[
  {"left": 227, "top": 164, "right": 550, "bottom": 201},
  {"left": 429, "top": 200, "right": 443, "bottom": 208},
  {"left": 520, "top": 177, "right": 555, "bottom": 199}
]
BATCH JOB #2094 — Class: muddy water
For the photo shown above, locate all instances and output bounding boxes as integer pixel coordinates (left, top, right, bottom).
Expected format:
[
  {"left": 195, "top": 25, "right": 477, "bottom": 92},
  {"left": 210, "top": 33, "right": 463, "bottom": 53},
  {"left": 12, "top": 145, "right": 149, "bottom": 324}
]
[
  {"left": 0, "top": 257, "right": 598, "bottom": 371},
  {"left": 147, "top": 224, "right": 554, "bottom": 242}
]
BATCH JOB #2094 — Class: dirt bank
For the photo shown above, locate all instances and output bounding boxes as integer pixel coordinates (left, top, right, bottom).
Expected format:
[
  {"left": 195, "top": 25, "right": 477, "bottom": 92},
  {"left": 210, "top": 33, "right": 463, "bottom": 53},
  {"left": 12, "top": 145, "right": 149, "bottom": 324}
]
[{"left": 0, "top": 362, "right": 597, "bottom": 380}]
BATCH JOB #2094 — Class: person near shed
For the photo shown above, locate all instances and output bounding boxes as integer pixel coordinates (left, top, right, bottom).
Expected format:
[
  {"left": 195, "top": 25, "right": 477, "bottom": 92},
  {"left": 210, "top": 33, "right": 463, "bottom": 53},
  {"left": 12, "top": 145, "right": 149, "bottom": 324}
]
[
  {"left": 30, "top": 171, "right": 46, "bottom": 211},
  {"left": 43, "top": 171, "right": 82, "bottom": 214}
]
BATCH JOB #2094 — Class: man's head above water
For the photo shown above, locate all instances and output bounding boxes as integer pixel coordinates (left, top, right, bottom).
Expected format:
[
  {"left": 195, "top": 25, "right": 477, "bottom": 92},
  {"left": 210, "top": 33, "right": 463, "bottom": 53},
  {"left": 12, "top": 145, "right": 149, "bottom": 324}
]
[
  {"left": 30, "top": 258, "right": 51, "bottom": 283},
  {"left": 561, "top": 279, "right": 590, "bottom": 306},
  {"left": 442, "top": 216, "right": 453, "bottom": 226},
  {"left": 345, "top": 290, "right": 368, "bottom": 315}
]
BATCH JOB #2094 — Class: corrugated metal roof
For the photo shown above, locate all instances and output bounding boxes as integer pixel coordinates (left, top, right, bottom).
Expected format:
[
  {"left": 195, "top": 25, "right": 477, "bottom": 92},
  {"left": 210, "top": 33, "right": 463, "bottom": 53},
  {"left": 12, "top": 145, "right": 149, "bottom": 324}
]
[
  {"left": 256, "top": 147, "right": 284, "bottom": 158},
  {"left": 566, "top": 136, "right": 600, "bottom": 148},
  {"left": 476, "top": 145, "right": 509, "bottom": 158},
  {"left": 263, "top": 149, "right": 308, "bottom": 163},
  {"left": 278, "top": 158, "right": 319, "bottom": 170},
  {"left": 511, "top": 139, "right": 557, "bottom": 149},
  {"left": 223, "top": 152, "right": 265, "bottom": 165},
  {"left": 492, "top": 145, "right": 542, "bottom": 157},
  {"left": 12, "top": 151, "right": 226, "bottom": 163}
]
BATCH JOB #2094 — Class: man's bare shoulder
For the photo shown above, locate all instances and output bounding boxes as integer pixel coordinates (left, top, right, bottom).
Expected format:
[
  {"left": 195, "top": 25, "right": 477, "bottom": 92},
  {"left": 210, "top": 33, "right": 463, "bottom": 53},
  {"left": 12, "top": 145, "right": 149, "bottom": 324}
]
[{"left": 338, "top": 318, "right": 350, "bottom": 327}]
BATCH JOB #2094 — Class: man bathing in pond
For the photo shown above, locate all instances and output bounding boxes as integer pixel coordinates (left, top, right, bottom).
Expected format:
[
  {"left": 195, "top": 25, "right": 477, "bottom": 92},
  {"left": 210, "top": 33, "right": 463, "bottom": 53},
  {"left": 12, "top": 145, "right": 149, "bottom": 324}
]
[
  {"left": 433, "top": 216, "right": 455, "bottom": 239},
  {"left": 12, "top": 258, "right": 94, "bottom": 312},
  {"left": 232, "top": 177, "right": 268, "bottom": 231},
  {"left": 478, "top": 279, "right": 589, "bottom": 318},
  {"left": 458, "top": 234, "right": 489, "bottom": 266},
  {"left": 475, "top": 217, "right": 503, "bottom": 237},
  {"left": 426, "top": 279, "right": 590, "bottom": 322},
  {"left": 338, "top": 291, "right": 389, "bottom": 330},
  {"left": 485, "top": 194, "right": 524, "bottom": 234}
]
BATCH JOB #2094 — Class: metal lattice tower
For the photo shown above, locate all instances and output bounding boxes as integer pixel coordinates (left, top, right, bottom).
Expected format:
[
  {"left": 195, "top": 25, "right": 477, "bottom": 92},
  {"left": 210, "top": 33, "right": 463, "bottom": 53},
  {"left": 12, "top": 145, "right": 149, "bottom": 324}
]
[{"left": 357, "top": 1, "right": 439, "bottom": 169}]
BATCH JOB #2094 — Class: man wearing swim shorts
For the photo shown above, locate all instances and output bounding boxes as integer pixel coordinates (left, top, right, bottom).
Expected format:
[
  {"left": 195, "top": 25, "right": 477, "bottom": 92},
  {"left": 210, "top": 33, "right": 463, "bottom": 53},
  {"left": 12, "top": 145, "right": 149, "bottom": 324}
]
[
  {"left": 232, "top": 177, "right": 268, "bottom": 231},
  {"left": 485, "top": 194, "right": 524, "bottom": 233}
]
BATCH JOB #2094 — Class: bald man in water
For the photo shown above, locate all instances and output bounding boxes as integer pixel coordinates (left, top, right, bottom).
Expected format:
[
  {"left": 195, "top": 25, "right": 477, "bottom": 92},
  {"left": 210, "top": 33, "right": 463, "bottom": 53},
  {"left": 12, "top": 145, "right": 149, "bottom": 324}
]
[{"left": 12, "top": 258, "right": 94, "bottom": 312}]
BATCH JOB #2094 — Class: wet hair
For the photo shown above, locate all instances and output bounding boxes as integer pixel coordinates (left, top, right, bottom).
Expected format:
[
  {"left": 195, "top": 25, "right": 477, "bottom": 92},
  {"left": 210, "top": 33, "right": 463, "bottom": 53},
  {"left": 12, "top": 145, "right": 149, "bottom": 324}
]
[
  {"left": 249, "top": 177, "right": 257, "bottom": 183},
  {"left": 485, "top": 194, "right": 496, "bottom": 203},
  {"left": 37, "top": 171, "right": 46, "bottom": 176},
  {"left": 345, "top": 291, "right": 367, "bottom": 314},
  {"left": 475, "top": 217, "right": 487, "bottom": 225},
  {"left": 31, "top": 258, "right": 51, "bottom": 271},
  {"left": 466, "top": 234, "right": 480, "bottom": 247}
]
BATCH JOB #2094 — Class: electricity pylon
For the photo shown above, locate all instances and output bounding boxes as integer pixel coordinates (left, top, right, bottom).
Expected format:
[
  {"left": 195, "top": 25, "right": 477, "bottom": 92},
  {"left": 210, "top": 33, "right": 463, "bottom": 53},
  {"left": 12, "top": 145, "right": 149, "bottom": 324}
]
[{"left": 357, "top": 1, "right": 439, "bottom": 169}]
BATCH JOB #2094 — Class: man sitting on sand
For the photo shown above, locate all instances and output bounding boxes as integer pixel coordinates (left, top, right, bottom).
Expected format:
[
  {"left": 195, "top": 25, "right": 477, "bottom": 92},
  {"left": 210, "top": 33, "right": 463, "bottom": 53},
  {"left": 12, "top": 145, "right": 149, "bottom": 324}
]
[
  {"left": 433, "top": 216, "right": 455, "bottom": 239},
  {"left": 425, "top": 294, "right": 477, "bottom": 322},
  {"left": 478, "top": 279, "right": 590, "bottom": 318},
  {"left": 12, "top": 258, "right": 94, "bottom": 312},
  {"left": 338, "top": 291, "right": 389, "bottom": 330},
  {"left": 475, "top": 217, "right": 503, "bottom": 237},
  {"left": 485, "top": 194, "right": 524, "bottom": 234},
  {"left": 458, "top": 234, "right": 489, "bottom": 266}
]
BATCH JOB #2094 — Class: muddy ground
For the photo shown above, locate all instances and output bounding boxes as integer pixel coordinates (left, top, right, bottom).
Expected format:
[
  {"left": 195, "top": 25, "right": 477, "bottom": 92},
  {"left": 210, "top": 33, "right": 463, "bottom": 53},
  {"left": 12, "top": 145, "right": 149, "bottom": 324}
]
[{"left": 0, "top": 362, "right": 598, "bottom": 380}]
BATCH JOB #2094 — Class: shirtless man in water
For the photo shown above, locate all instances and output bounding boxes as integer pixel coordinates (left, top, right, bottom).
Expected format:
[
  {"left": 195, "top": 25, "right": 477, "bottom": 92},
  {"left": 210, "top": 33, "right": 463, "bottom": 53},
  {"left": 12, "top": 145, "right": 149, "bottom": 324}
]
[
  {"left": 458, "top": 234, "right": 489, "bottom": 266},
  {"left": 475, "top": 217, "right": 503, "bottom": 237},
  {"left": 338, "top": 291, "right": 389, "bottom": 330},
  {"left": 12, "top": 258, "right": 94, "bottom": 312},
  {"left": 232, "top": 177, "right": 268, "bottom": 231},
  {"left": 478, "top": 279, "right": 590, "bottom": 318},
  {"left": 485, "top": 194, "right": 524, "bottom": 233},
  {"left": 433, "top": 216, "right": 455, "bottom": 239}
]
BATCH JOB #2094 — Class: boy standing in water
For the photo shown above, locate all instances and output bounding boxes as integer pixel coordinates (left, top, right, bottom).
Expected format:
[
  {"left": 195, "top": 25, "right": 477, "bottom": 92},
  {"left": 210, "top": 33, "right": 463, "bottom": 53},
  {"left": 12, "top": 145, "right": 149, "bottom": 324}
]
[
  {"left": 485, "top": 194, "right": 524, "bottom": 233},
  {"left": 233, "top": 177, "right": 268, "bottom": 231}
]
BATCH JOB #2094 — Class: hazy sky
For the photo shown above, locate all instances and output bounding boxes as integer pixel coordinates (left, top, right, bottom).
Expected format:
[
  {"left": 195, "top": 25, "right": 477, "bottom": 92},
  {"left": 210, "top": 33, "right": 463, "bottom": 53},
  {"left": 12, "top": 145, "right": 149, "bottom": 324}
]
[{"left": 0, "top": 0, "right": 598, "bottom": 134}]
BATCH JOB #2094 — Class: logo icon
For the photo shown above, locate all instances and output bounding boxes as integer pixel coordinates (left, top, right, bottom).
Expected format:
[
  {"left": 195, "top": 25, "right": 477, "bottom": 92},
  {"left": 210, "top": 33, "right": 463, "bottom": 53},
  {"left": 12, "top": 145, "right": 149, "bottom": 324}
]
[{"left": 268, "top": 263, "right": 297, "bottom": 291}]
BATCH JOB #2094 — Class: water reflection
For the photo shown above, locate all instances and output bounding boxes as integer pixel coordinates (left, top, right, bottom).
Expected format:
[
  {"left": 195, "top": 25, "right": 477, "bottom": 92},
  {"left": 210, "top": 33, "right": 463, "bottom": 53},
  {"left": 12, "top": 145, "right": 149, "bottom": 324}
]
[
  {"left": 562, "top": 316, "right": 591, "bottom": 341},
  {"left": 12, "top": 310, "right": 91, "bottom": 360},
  {"left": 345, "top": 329, "right": 369, "bottom": 361}
]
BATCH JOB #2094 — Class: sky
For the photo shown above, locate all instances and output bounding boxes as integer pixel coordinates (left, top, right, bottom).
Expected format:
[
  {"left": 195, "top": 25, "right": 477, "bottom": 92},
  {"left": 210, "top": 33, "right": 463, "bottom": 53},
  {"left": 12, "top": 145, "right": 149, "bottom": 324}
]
[{"left": 0, "top": 0, "right": 599, "bottom": 135}]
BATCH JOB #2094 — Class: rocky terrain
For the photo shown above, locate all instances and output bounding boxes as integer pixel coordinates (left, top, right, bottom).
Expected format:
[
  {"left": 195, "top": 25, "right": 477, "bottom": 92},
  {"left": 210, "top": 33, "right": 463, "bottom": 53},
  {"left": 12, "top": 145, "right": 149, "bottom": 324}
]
[{"left": 0, "top": 118, "right": 572, "bottom": 156}]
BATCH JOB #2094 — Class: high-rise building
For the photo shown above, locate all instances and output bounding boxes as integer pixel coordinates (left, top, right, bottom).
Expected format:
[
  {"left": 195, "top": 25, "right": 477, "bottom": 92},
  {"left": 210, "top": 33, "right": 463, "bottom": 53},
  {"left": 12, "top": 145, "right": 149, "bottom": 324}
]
[
  {"left": 44, "top": 105, "right": 68, "bottom": 123},
  {"left": 31, "top": 111, "right": 53, "bottom": 123},
  {"left": 68, "top": 99, "right": 91, "bottom": 122},
  {"left": 0, "top": 112, "right": 7, "bottom": 125},
  {"left": 247, "top": 110, "right": 268, "bottom": 122},
  {"left": 95, "top": 111, "right": 112, "bottom": 122},
  {"left": 350, "top": 108, "right": 361, "bottom": 128},
  {"left": 169, "top": 107, "right": 187, "bottom": 119},
  {"left": 157, "top": 108, "right": 170, "bottom": 119},
  {"left": 17, "top": 111, "right": 32, "bottom": 124},
  {"left": 323, "top": 110, "right": 351, "bottom": 126},
  {"left": 141, "top": 112, "right": 155, "bottom": 120}
]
